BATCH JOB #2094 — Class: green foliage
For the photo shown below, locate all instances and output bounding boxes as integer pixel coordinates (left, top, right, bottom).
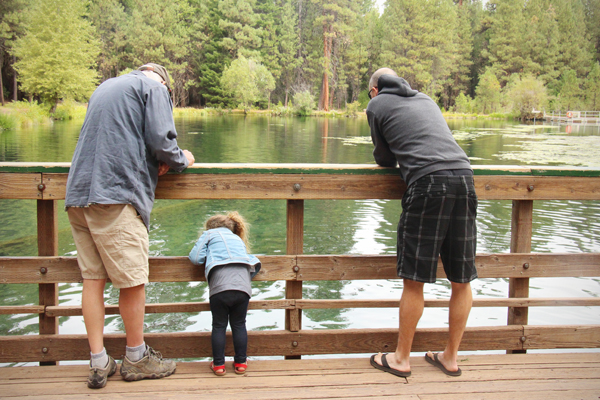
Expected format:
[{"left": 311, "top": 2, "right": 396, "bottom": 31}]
[
  {"left": 454, "top": 92, "right": 474, "bottom": 114},
  {"left": 4, "top": 101, "right": 51, "bottom": 126},
  {"left": 584, "top": 62, "right": 600, "bottom": 110},
  {"left": 558, "top": 69, "right": 583, "bottom": 111},
  {"left": 344, "top": 101, "right": 362, "bottom": 117},
  {"left": 12, "top": 0, "right": 100, "bottom": 111},
  {"left": 3, "top": 0, "right": 600, "bottom": 113},
  {"left": 52, "top": 99, "right": 88, "bottom": 121},
  {"left": 381, "top": 0, "right": 457, "bottom": 97},
  {"left": 0, "top": 112, "right": 17, "bottom": 131},
  {"left": 475, "top": 68, "right": 501, "bottom": 114},
  {"left": 506, "top": 75, "right": 548, "bottom": 118},
  {"left": 293, "top": 90, "right": 315, "bottom": 116},
  {"left": 221, "top": 55, "right": 275, "bottom": 110}
]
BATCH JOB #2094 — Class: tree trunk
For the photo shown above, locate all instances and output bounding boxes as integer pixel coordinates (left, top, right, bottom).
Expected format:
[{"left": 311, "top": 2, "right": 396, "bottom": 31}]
[
  {"left": 13, "top": 56, "right": 18, "bottom": 101},
  {"left": 318, "top": 29, "right": 332, "bottom": 111},
  {"left": 0, "top": 52, "right": 4, "bottom": 106}
]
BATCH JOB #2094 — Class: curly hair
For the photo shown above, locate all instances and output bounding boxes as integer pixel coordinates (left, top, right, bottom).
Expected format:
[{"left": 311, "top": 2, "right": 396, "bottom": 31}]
[{"left": 204, "top": 211, "right": 251, "bottom": 251}]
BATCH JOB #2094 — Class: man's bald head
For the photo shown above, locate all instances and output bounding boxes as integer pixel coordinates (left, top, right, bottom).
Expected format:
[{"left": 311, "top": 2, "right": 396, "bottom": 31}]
[{"left": 369, "top": 68, "right": 398, "bottom": 89}]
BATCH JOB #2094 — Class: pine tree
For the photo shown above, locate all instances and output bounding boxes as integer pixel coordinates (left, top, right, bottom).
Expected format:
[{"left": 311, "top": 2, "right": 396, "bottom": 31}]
[
  {"left": 12, "top": 0, "right": 100, "bottom": 112},
  {"left": 484, "top": 0, "right": 527, "bottom": 85},
  {"left": 475, "top": 67, "right": 501, "bottom": 113},
  {"left": 522, "top": 0, "right": 560, "bottom": 84},
  {"left": 126, "top": 0, "right": 191, "bottom": 106},
  {"left": 381, "top": 0, "right": 457, "bottom": 100},
  {"left": 88, "top": 0, "right": 129, "bottom": 81},
  {"left": 584, "top": 62, "right": 600, "bottom": 110},
  {"left": 311, "top": 0, "right": 358, "bottom": 110}
]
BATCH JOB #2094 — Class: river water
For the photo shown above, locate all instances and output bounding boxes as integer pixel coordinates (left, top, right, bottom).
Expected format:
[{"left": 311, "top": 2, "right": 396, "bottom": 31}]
[{"left": 1, "top": 115, "right": 599, "bottom": 365}]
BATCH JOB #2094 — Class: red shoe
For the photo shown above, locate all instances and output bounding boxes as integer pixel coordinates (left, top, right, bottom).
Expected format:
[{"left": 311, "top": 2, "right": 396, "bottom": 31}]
[
  {"left": 234, "top": 362, "right": 247, "bottom": 375},
  {"left": 210, "top": 362, "right": 226, "bottom": 376}
]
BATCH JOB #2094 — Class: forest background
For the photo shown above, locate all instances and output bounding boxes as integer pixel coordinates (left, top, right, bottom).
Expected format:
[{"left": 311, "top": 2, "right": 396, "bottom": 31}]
[{"left": 1, "top": 0, "right": 600, "bottom": 118}]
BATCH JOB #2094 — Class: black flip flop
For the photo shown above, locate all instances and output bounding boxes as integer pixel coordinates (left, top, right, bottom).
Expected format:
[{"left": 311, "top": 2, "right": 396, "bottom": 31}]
[
  {"left": 424, "top": 352, "right": 462, "bottom": 376},
  {"left": 370, "top": 353, "right": 411, "bottom": 378}
]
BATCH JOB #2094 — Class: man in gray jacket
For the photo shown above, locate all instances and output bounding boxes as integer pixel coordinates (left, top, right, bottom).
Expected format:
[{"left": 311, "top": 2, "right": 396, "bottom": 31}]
[
  {"left": 367, "top": 68, "right": 478, "bottom": 378},
  {"left": 66, "top": 63, "right": 195, "bottom": 388}
]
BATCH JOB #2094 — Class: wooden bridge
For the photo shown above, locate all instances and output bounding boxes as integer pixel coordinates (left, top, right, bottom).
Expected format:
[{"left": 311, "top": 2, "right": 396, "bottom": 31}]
[{"left": 1, "top": 163, "right": 600, "bottom": 399}]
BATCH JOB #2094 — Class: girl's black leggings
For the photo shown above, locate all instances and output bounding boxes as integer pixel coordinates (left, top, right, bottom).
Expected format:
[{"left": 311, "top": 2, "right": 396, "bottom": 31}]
[{"left": 209, "top": 290, "right": 250, "bottom": 365}]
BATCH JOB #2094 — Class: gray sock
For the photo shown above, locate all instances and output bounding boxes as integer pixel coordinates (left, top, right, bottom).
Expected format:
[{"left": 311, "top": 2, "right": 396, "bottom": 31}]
[
  {"left": 90, "top": 348, "right": 109, "bottom": 369},
  {"left": 126, "top": 342, "right": 147, "bottom": 362}
]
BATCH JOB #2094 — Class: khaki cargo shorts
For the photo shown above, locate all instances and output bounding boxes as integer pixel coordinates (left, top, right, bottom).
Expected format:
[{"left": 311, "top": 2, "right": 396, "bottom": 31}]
[{"left": 67, "top": 204, "right": 149, "bottom": 289}]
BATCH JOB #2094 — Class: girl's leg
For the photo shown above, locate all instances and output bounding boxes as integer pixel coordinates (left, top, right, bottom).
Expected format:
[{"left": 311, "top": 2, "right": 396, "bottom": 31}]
[
  {"left": 209, "top": 292, "right": 229, "bottom": 366},
  {"left": 229, "top": 291, "right": 250, "bottom": 364}
]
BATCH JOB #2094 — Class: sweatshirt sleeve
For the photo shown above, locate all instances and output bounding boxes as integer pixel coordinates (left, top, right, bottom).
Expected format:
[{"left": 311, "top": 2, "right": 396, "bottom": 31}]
[
  {"left": 367, "top": 110, "right": 397, "bottom": 168},
  {"left": 144, "top": 86, "right": 189, "bottom": 172},
  {"left": 188, "top": 232, "right": 209, "bottom": 266}
]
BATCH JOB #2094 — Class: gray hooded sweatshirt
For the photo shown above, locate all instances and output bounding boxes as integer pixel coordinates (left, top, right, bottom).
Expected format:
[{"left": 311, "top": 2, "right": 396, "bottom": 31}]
[
  {"left": 65, "top": 71, "right": 189, "bottom": 229},
  {"left": 366, "top": 74, "right": 471, "bottom": 186}
]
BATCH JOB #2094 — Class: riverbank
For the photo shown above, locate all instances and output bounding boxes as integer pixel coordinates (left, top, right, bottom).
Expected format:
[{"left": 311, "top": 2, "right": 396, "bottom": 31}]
[{"left": 0, "top": 101, "right": 515, "bottom": 130}]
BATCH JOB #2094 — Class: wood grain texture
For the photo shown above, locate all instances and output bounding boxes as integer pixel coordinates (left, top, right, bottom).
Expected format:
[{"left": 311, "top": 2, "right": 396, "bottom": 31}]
[{"left": 0, "top": 173, "right": 41, "bottom": 199}]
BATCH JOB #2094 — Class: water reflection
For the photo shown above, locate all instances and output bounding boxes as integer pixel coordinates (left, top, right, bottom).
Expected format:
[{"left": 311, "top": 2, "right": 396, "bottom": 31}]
[{"left": 1, "top": 116, "right": 599, "bottom": 346}]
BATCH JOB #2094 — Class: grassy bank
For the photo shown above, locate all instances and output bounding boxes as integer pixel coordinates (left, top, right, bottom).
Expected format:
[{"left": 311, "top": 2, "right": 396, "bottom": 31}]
[{"left": 0, "top": 101, "right": 515, "bottom": 132}]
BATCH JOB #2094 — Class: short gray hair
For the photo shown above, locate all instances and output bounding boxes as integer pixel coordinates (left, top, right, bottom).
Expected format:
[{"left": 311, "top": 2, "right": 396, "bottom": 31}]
[{"left": 369, "top": 68, "right": 398, "bottom": 89}]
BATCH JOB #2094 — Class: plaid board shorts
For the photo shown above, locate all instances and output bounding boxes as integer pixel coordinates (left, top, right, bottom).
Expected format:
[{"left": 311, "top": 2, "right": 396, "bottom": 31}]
[
  {"left": 67, "top": 204, "right": 149, "bottom": 289},
  {"left": 397, "top": 173, "right": 478, "bottom": 283}
]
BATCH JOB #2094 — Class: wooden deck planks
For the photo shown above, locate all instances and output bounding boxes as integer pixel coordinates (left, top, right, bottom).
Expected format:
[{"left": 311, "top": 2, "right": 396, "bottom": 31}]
[{"left": 1, "top": 353, "right": 599, "bottom": 399}]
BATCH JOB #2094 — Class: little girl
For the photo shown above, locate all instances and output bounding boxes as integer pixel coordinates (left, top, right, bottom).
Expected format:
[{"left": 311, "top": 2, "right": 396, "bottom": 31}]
[{"left": 188, "top": 212, "right": 261, "bottom": 376}]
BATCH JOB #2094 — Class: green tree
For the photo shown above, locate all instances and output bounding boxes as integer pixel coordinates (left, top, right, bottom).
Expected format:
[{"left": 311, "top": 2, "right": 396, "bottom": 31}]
[
  {"left": 441, "top": 1, "right": 474, "bottom": 109},
  {"left": 506, "top": 74, "right": 548, "bottom": 119},
  {"left": 311, "top": 0, "right": 358, "bottom": 110},
  {"left": 221, "top": 55, "right": 274, "bottom": 110},
  {"left": 126, "top": 0, "right": 192, "bottom": 106},
  {"left": 475, "top": 67, "right": 501, "bottom": 113},
  {"left": 484, "top": 0, "right": 527, "bottom": 85},
  {"left": 522, "top": 0, "right": 560, "bottom": 84},
  {"left": 381, "top": 0, "right": 457, "bottom": 100},
  {"left": 584, "top": 62, "right": 600, "bottom": 110},
  {"left": 557, "top": 69, "right": 582, "bottom": 111},
  {"left": 88, "top": 0, "right": 129, "bottom": 80},
  {"left": 12, "top": 0, "right": 100, "bottom": 112},
  {"left": 554, "top": 0, "right": 594, "bottom": 80},
  {"left": 219, "top": 0, "right": 263, "bottom": 59},
  {"left": 0, "top": 0, "right": 29, "bottom": 105}
]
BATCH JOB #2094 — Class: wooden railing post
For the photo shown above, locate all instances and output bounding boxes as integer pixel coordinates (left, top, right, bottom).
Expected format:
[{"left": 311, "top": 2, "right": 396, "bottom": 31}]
[
  {"left": 507, "top": 199, "right": 533, "bottom": 354},
  {"left": 285, "top": 199, "right": 303, "bottom": 359},
  {"left": 37, "top": 199, "right": 59, "bottom": 365}
]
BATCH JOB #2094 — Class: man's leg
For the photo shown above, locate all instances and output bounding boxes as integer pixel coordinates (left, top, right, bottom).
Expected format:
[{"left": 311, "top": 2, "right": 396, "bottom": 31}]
[
  {"left": 427, "top": 281, "right": 472, "bottom": 372},
  {"left": 82, "top": 279, "right": 107, "bottom": 354},
  {"left": 119, "top": 284, "right": 146, "bottom": 348},
  {"left": 373, "top": 278, "right": 424, "bottom": 373}
]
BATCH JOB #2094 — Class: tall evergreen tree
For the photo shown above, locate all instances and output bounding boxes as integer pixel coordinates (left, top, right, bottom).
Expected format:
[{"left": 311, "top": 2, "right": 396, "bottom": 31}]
[
  {"left": 0, "top": 0, "right": 29, "bottom": 104},
  {"left": 554, "top": 0, "right": 594, "bottom": 79},
  {"left": 584, "top": 62, "right": 600, "bottom": 110},
  {"left": 88, "top": 0, "right": 129, "bottom": 81},
  {"left": 381, "top": 0, "right": 457, "bottom": 100},
  {"left": 311, "top": 0, "right": 358, "bottom": 110},
  {"left": 484, "top": 0, "right": 527, "bottom": 85},
  {"left": 522, "top": 0, "right": 560, "bottom": 84},
  {"left": 127, "top": 0, "right": 191, "bottom": 106},
  {"left": 12, "top": 0, "right": 100, "bottom": 111},
  {"left": 441, "top": 1, "right": 474, "bottom": 109}
]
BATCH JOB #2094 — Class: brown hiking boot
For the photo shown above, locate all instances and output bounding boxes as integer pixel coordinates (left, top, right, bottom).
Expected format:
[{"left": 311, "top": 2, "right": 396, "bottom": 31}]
[
  {"left": 87, "top": 355, "right": 117, "bottom": 389},
  {"left": 120, "top": 346, "right": 176, "bottom": 381}
]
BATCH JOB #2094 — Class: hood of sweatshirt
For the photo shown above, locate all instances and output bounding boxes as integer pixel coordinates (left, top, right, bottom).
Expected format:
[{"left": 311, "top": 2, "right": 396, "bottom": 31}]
[{"left": 377, "top": 74, "right": 418, "bottom": 98}]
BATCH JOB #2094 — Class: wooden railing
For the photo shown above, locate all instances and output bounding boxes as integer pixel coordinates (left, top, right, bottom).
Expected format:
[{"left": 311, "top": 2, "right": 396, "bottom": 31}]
[{"left": 1, "top": 163, "right": 600, "bottom": 364}]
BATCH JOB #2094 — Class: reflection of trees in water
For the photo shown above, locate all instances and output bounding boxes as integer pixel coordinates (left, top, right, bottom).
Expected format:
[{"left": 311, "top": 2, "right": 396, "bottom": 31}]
[
  {"left": 0, "top": 284, "right": 40, "bottom": 335},
  {"left": 303, "top": 280, "right": 349, "bottom": 329}
]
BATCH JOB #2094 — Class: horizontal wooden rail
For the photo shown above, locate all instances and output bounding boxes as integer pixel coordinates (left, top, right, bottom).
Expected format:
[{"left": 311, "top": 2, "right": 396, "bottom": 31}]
[
  {"left": 1, "top": 325, "right": 598, "bottom": 363},
  {"left": 2, "top": 165, "right": 600, "bottom": 201},
  {"left": 35, "top": 297, "right": 600, "bottom": 318},
  {"left": 2, "top": 253, "right": 599, "bottom": 284}
]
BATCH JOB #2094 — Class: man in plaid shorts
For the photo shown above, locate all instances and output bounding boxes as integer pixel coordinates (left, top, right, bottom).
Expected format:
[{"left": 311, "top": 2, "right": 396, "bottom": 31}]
[{"left": 366, "top": 68, "right": 478, "bottom": 378}]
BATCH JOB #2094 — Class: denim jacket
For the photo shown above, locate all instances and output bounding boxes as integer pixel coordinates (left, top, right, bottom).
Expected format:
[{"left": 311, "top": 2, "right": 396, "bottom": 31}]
[{"left": 188, "top": 227, "right": 261, "bottom": 279}]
